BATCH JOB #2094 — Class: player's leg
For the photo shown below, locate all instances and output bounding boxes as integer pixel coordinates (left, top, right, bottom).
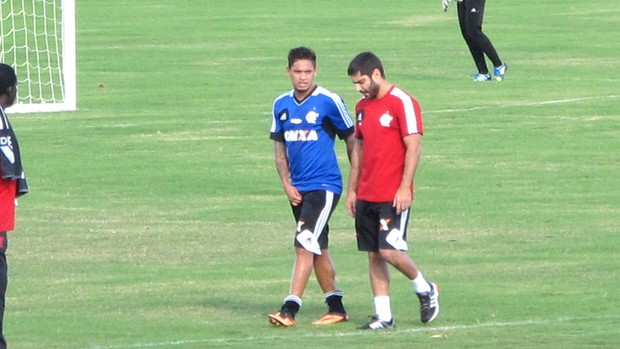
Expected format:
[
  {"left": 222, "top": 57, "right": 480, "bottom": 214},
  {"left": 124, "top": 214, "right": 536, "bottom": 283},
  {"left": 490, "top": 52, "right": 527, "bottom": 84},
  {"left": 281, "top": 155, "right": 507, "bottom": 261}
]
[
  {"left": 458, "top": 0, "right": 489, "bottom": 78},
  {"left": 289, "top": 247, "right": 315, "bottom": 298},
  {"left": 268, "top": 198, "right": 310, "bottom": 327},
  {"left": 378, "top": 247, "right": 439, "bottom": 324},
  {"left": 354, "top": 201, "right": 394, "bottom": 329},
  {"left": 0, "top": 232, "right": 8, "bottom": 349},
  {"left": 464, "top": 0, "right": 502, "bottom": 69},
  {"left": 314, "top": 250, "right": 347, "bottom": 308},
  {"left": 302, "top": 191, "right": 348, "bottom": 324},
  {"left": 0, "top": 182, "right": 15, "bottom": 348},
  {"left": 269, "top": 190, "right": 346, "bottom": 326},
  {"left": 311, "top": 251, "right": 348, "bottom": 325},
  {"left": 374, "top": 208, "right": 420, "bottom": 280},
  {"left": 307, "top": 191, "right": 342, "bottom": 292},
  {"left": 313, "top": 251, "right": 335, "bottom": 292},
  {"left": 376, "top": 205, "right": 440, "bottom": 324}
]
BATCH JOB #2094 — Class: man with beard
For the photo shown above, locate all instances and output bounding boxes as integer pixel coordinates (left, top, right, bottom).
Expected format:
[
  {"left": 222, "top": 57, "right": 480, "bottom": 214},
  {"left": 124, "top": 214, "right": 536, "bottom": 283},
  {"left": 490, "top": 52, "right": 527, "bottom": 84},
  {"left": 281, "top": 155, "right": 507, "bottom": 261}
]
[{"left": 345, "top": 52, "right": 439, "bottom": 330}]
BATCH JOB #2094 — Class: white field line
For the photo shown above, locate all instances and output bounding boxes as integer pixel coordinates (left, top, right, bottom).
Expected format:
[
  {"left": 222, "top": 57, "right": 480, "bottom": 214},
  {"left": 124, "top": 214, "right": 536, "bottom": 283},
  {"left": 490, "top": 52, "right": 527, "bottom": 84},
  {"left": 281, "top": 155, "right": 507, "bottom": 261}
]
[
  {"left": 427, "top": 94, "right": 620, "bottom": 114},
  {"left": 83, "top": 316, "right": 593, "bottom": 349},
  {"left": 259, "top": 94, "right": 620, "bottom": 118}
]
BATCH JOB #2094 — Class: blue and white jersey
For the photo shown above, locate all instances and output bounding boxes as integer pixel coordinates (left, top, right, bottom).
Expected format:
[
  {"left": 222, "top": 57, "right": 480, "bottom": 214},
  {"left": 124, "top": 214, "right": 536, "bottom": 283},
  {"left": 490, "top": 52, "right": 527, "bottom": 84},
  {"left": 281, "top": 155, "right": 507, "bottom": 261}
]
[{"left": 270, "top": 86, "right": 354, "bottom": 194}]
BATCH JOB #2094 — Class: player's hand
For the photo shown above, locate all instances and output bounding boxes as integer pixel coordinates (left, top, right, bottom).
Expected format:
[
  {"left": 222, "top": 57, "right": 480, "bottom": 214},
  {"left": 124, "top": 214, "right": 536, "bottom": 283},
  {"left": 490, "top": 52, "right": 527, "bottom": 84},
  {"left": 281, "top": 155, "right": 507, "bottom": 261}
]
[
  {"left": 345, "top": 191, "right": 357, "bottom": 218},
  {"left": 393, "top": 186, "right": 413, "bottom": 215},
  {"left": 284, "top": 183, "right": 302, "bottom": 206},
  {"left": 441, "top": 0, "right": 450, "bottom": 12}
]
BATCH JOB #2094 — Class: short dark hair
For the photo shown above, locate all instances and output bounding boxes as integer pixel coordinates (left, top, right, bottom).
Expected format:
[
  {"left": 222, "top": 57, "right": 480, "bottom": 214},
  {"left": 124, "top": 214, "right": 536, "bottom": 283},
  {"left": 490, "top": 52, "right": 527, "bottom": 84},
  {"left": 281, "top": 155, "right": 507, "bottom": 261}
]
[
  {"left": 287, "top": 47, "right": 316, "bottom": 68},
  {"left": 347, "top": 51, "right": 385, "bottom": 78},
  {"left": 0, "top": 63, "right": 17, "bottom": 96}
]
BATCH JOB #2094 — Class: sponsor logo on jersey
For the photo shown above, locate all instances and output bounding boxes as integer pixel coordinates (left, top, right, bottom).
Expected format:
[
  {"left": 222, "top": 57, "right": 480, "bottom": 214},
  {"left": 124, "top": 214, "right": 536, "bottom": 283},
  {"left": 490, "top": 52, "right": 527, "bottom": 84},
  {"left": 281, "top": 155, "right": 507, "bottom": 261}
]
[
  {"left": 0, "top": 136, "right": 12, "bottom": 147},
  {"left": 284, "top": 129, "right": 319, "bottom": 142},
  {"left": 279, "top": 111, "right": 288, "bottom": 121},
  {"left": 0, "top": 135, "right": 15, "bottom": 163}
]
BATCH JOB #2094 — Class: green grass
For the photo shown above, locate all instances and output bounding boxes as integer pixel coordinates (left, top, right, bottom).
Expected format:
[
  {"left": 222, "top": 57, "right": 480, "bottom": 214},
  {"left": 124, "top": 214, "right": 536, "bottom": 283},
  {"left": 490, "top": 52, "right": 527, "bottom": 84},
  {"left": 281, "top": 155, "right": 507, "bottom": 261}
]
[{"left": 5, "top": 0, "right": 619, "bottom": 348}]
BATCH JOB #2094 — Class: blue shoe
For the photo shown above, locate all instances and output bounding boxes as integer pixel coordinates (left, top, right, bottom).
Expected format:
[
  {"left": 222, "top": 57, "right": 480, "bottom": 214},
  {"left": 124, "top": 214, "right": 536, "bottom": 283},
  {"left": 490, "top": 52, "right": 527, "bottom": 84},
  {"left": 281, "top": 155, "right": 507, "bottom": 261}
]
[
  {"left": 473, "top": 73, "right": 491, "bottom": 82},
  {"left": 494, "top": 63, "right": 507, "bottom": 81}
]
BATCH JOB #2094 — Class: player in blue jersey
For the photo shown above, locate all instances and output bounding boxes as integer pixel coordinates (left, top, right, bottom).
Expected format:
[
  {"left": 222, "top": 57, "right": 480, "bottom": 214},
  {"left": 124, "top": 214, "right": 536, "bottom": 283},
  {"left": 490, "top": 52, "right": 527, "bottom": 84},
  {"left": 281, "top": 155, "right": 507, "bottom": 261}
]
[{"left": 268, "top": 47, "right": 355, "bottom": 327}]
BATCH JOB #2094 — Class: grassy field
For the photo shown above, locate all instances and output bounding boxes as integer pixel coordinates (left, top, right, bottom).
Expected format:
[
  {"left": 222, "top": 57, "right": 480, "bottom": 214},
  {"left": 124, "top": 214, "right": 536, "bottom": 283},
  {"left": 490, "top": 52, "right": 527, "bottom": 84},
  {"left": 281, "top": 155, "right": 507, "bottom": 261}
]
[{"left": 5, "top": 0, "right": 619, "bottom": 348}]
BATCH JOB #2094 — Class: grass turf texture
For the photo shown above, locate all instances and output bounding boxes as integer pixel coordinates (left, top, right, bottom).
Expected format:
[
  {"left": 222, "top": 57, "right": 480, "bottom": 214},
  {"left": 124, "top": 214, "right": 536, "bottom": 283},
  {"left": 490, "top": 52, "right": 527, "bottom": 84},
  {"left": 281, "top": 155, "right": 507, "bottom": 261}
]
[{"left": 6, "top": 0, "right": 619, "bottom": 348}]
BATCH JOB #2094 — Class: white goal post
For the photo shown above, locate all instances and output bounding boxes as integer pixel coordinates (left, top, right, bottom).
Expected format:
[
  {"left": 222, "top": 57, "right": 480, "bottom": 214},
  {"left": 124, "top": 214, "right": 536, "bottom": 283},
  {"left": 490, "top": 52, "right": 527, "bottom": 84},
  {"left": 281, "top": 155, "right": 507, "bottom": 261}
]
[{"left": 0, "top": 0, "right": 76, "bottom": 113}]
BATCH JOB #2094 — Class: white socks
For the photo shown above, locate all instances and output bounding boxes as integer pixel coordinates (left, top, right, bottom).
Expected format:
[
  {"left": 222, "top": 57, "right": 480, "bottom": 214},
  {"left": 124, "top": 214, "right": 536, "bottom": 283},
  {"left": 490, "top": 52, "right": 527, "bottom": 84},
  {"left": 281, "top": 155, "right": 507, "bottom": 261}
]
[
  {"left": 412, "top": 272, "right": 431, "bottom": 294},
  {"left": 372, "top": 272, "right": 430, "bottom": 322},
  {"left": 374, "top": 296, "right": 392, "bottom": 322}
]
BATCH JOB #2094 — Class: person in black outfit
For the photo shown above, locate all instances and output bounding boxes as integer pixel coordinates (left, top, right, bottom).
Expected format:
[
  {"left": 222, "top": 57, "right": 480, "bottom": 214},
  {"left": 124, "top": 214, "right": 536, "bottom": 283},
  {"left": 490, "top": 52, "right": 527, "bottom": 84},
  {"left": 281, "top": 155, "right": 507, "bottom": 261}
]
[
  {"left": 0, "top": 63, "right": 28, "bottom": 349},
  {"left": 443, "top": 0, "right": 507, "bottom": 81}
]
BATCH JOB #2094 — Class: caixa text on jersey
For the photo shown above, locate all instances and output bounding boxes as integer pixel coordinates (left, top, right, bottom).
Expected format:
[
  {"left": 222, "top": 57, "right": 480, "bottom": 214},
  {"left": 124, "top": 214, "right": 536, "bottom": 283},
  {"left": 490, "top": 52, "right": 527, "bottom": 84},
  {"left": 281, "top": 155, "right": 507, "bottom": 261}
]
[{"left": 284, "top": 130, "right": 319, "bottom": 142}]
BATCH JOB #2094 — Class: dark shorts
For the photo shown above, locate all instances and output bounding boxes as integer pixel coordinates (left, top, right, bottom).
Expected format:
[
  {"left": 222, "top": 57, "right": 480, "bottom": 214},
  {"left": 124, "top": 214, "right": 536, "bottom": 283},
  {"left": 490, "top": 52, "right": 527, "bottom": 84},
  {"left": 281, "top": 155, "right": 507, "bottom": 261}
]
[
  {"left": 355, "top": 200, "right": 410, "bottom": 252},
  {"left": 291, "top": 190, "right": 340, "bottom": 254}
]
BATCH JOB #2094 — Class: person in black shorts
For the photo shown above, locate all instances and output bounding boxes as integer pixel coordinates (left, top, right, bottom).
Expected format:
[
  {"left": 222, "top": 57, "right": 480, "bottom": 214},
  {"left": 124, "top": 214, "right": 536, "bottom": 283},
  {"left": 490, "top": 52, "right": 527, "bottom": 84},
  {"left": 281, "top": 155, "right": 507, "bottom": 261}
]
[
  {"left": 267, "top": 47, "right": 356, "bottom": 327},
  {"left": 346, "top": 51, "right": 439, "bottom": 330}
]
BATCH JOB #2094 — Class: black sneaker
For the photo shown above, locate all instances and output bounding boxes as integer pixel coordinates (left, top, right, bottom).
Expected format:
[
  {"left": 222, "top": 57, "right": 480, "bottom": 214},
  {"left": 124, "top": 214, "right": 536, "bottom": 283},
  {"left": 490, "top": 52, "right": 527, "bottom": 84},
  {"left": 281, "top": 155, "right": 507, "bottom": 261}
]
[
  {"left": 358, "top": 315, "right": 394, "bottom": 330},
  {"left": 417, "top": 282, "right": 440, "bottom": 323}
]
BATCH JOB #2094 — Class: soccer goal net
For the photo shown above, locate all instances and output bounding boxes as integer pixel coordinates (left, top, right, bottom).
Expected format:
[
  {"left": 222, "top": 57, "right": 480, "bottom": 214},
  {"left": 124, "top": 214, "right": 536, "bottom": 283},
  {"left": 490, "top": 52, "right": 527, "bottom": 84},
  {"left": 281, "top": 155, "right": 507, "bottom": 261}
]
[{"left": 0, "top": 0, "right": 76, "bottom": 113}]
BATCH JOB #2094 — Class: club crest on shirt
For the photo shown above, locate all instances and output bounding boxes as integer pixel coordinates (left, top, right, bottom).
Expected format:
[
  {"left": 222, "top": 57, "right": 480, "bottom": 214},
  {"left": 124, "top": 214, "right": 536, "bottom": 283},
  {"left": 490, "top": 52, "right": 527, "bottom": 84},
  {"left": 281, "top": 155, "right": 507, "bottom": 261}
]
[
  {"left": 305, "top": 110, "right": 319, "bottom": 124},
  {"left": 379, "top": 113, "right": 393, "bottom": 127}
]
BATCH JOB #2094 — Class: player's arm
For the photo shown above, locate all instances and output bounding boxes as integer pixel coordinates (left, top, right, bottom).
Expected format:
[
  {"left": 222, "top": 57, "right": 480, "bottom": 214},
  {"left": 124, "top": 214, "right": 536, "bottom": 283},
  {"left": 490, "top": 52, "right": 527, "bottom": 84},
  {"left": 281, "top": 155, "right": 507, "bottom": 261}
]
[
  {"left": 342, "top": 131, "right": 355, "bottom": 163},
  {"left": 442, "top": 0, "right": 464, "bottom": 11},
  {"left": 393, "top": 133, "right": 422, "bottom": 214},
  {"left": 330, "top": 96, "right": 355, "bottom": 164},
  {"left": 345, "top": 137, "right": 362, "bottom": 218},
  {"left": 442, "top": 0, "right": 450, "bottom": 12},
  {"left": 273, "top": 140, "right": 302, "bottom": 206}
]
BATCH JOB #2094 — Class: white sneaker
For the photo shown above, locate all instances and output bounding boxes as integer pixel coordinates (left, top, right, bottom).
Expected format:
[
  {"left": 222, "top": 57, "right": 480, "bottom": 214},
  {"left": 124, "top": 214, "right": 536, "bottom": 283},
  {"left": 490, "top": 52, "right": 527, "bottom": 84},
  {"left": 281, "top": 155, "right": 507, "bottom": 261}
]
[{"left": 473, "top": 73, "right": 492, "bottom": 82}]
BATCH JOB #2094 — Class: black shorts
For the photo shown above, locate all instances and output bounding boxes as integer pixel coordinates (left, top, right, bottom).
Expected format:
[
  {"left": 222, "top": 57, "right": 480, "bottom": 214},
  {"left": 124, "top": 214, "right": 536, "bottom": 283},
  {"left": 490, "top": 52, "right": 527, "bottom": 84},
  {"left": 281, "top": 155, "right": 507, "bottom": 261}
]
[
  {"left": 355, "top": 200, "right": 410, "bottom": 252},
  {"left": 291, "top": 190, "right": 340, "bottom": 254}
]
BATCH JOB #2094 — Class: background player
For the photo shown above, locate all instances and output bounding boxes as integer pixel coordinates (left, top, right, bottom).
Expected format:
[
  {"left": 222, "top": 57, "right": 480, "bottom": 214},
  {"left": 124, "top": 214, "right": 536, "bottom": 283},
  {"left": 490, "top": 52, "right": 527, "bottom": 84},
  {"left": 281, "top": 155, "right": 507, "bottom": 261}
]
[
  {"left": 443, "top": 0, "right": 507, "bottom": 81},
  {"left": 0, "top": 63, "right": 28, "bottom": 349}
]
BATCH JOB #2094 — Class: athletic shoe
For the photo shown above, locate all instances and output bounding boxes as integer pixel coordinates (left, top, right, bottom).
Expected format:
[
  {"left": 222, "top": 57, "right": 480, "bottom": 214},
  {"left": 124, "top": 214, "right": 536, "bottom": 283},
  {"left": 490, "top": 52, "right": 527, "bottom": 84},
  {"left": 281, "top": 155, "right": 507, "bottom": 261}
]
[
  {"left": 312, "top": 312, "right": 349, "bottom": 325},
  {"left": 268, "top": 311, "right": 296, "bottom": 327},
  {"left": 417, "top": 282, "right": 440, "bottom": 323},
  {"left": 358, "top": 315, "right": 394, "bottom": 330},
  {"left": 473, "top": 73, "right": 492, "bottom": 82},
  {"left": 494, "top": 63, "right": 508, "bottom": 81}
]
